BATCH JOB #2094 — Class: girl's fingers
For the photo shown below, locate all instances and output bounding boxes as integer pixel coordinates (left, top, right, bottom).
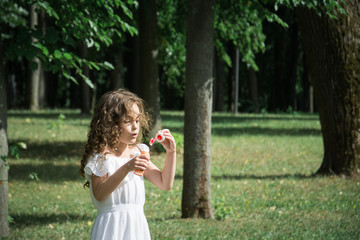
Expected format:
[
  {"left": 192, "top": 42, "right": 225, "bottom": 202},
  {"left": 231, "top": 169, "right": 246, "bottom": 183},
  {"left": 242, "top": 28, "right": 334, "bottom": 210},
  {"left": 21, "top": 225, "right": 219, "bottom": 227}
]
[{"left": 135, "top": 157, "right": 150, "bottom": 169}]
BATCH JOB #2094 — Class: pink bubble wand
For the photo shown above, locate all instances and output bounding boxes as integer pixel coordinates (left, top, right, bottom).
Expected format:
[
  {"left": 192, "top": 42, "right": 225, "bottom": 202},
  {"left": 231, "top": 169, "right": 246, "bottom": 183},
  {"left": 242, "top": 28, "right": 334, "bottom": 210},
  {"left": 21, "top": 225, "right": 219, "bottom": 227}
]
[{"left": 149, "top": 132, "right": 165, "bottom": 146}]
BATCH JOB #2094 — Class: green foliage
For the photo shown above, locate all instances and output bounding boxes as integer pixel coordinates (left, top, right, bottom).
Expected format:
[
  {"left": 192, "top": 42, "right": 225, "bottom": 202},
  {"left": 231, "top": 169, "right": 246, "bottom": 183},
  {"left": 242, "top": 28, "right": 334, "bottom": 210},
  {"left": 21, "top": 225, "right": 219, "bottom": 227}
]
[
  {"left": 215, "top": 0, "right": 288, "bottom": 70},
  {"left": 47, "top": 114, "right": 66, "bottom": 129},
  {"left": 9, "top": 142, "right": 27, "bottom": 160},
  {"left": 29, "top": 172, "right": 39, "bottom": 181},
  {"left": 1, "top": 0, "right": 138, "bottom": 87},
  {"left": 8, "top": 215, "right": 15, "bottom": 224},
  {"left": 157, "top": 0, "right": 187, "bottom": 108},
  {"left": 277, "top": 0, "right": 346, "bottom": 18}
]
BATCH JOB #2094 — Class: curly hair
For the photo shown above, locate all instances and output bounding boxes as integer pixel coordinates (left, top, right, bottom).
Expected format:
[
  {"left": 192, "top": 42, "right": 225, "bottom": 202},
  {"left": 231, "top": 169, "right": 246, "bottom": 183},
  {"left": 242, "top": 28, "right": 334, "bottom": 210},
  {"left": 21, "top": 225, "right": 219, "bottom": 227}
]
[{"left": 79, "top": 89, "right": 151, "bottom": 187}]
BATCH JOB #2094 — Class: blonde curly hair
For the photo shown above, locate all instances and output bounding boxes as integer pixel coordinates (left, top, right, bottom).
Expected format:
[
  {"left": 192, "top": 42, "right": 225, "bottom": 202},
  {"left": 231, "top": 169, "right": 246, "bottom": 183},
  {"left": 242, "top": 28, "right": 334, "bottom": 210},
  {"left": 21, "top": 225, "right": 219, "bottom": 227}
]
[{"left": 79, "top": 89, "right": 151, "bottom": 187}]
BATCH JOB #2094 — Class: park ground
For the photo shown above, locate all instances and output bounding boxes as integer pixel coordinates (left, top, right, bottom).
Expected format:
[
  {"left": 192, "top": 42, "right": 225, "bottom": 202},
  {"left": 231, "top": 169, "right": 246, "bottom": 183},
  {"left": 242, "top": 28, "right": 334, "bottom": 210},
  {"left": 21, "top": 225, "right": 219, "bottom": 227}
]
[{"left": 5, "top": 110, "right": 360, "bottom": 239}]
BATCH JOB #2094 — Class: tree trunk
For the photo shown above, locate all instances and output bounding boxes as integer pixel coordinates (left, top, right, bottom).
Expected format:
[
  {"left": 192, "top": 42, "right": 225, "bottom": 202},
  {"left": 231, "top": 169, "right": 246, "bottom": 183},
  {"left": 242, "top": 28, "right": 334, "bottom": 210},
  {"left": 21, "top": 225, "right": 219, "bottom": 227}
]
[
  {"left": 139, "top": 0, "right": 161, "bottom": 134},
  {"left": 108, "top": 48, "right": 124, "bottom": 90},
  {"left": 80, "top": 43, "right": 91, "bottom": 115},
  {"left": 248, "top": 67, "right": 259, "bottom": 113},
  {"left": 269, "top": 8, "right": 288, "bottom": 112},
  {"left": 182, "top": 0, "right": 214, "bottom": 219},
  {"left": 297, "top": 2, "right": 360, "bottom": 176},
  {"left": 227, "top": 43, "right": 236, "bottom": 112},
  {"left": 285, "top": 20, "right": 300, "bottom": 111},
  {"left": 125, "top": 36, "right": 140, "bottom": 94},
  {"left": 38, "top": 9, "right": 46, "bottom": 109},
  {"left": 29, "top": 4, "right": 41, "bottom": 111},
  {"left": 214, "top": 49, "right": 224, "bottom": 112},
  {"left": 0, "top": 40, "right": 9, "bottom": 237}
]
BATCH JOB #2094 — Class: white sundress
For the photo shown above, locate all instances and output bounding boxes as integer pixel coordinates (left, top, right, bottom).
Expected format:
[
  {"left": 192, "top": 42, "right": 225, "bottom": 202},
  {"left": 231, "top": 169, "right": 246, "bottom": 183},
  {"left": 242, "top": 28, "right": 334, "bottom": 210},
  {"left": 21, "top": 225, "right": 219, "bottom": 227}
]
[{"left": 84, "top": 144, "right": 151, "bottom": 240}]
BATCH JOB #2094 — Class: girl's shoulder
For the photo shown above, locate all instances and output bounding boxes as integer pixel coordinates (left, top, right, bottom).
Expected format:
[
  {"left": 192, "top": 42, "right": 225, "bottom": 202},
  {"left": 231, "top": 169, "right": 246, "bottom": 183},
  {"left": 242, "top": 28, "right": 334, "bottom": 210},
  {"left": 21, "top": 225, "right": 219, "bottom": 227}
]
[
  {"left": 135, "top": 143, "right": 149, "bottom": 152},
  {"left": 84, "top": 153, "right": 108, "bottom": 179},
  {"left": 88, "top": 153, "right": 106, "bottom": 162}
]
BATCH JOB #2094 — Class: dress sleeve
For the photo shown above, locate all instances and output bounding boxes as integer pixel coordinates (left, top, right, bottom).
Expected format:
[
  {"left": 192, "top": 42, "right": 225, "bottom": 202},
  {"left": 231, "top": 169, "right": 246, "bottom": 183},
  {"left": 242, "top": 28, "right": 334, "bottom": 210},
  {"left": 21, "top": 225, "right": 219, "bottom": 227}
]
[{"left": 84, "top": 154, "right": 108, "bottom": 181}]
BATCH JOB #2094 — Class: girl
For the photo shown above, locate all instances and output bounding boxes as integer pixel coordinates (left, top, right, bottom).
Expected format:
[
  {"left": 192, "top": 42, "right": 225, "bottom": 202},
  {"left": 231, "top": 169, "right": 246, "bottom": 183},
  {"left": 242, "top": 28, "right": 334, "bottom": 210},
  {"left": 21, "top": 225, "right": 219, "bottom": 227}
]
[{"left": 79, "top": 89, "right": 176, "bottom": 240}]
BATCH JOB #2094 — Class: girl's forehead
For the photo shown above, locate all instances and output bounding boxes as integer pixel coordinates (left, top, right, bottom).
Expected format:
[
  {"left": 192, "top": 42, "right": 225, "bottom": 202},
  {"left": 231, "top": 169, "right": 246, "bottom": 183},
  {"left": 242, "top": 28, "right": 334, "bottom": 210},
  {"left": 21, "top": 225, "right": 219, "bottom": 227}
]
[{"left": 126, "top": 103, "right": 140, "bottom": 117}]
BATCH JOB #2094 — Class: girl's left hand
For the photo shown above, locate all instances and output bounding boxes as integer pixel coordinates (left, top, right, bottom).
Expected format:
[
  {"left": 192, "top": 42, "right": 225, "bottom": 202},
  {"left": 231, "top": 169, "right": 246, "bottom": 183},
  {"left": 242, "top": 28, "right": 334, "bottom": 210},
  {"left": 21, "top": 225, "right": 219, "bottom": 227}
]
[{"left": 158, "top": 129, "right": 176, "bottom": 153}]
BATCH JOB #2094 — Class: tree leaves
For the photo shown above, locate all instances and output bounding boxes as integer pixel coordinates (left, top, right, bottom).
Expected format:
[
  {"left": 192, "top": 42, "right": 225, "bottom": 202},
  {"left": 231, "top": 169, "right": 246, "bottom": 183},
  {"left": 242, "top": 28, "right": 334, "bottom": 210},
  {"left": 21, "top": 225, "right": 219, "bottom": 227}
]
[{"left": 1, "top": 0, "right": 138, "bottom": 88}]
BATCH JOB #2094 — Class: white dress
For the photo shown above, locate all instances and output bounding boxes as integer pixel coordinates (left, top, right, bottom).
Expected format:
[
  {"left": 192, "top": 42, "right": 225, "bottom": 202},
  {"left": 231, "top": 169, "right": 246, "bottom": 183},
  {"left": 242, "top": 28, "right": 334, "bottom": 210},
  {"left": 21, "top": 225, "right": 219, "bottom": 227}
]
[{"left": 84, "top": 145, "right": 151, "bottom": 240}]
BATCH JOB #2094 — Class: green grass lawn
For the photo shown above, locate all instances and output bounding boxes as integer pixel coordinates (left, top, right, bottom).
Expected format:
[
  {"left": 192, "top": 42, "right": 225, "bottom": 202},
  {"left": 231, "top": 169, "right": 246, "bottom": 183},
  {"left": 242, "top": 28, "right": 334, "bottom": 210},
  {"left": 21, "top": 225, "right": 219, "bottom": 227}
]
[{"left": 4, "top": 110, "right": 360, "bottom": 239}]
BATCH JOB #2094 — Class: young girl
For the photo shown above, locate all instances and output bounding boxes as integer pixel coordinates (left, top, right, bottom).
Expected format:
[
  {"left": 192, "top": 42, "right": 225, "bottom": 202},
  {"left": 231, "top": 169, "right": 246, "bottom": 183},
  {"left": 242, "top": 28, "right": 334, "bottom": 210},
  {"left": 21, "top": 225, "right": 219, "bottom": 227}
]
[{"left": 79, "top": 89, "right": 176, "bottom": 240}]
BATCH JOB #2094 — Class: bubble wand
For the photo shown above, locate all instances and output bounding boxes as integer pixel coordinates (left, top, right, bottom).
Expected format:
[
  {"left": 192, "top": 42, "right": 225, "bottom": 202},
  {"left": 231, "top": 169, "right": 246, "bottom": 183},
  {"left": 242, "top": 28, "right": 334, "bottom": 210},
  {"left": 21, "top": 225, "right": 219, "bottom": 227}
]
[
  {"left": 133, "top": 144, "right": 150, "bottom": 176},
  {"left": 149, "top": 132, "right": 165, "bottom": 146}
]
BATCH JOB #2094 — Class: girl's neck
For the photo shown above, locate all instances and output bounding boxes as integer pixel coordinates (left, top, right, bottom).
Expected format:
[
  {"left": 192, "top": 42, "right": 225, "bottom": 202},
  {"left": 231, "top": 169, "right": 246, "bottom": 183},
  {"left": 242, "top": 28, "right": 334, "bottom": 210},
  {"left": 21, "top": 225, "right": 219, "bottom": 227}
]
[{"left": 113, "top": 143, "right": 132, "bottom": 158}]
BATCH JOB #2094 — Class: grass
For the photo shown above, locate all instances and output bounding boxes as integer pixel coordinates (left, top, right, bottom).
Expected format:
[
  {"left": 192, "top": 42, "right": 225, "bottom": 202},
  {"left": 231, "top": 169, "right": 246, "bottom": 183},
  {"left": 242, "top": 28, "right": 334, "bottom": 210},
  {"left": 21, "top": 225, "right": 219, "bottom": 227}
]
[{"left": 4, "top": 109, "right": 360, "bottom": 239}]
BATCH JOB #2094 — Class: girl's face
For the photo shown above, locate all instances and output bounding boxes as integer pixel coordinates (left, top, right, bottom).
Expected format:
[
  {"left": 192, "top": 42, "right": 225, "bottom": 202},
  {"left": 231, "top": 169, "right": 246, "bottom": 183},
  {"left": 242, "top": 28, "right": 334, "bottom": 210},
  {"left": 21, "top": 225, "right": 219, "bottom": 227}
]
[{"left": 118, "top": 103, "right": 141, "bottom": 145}]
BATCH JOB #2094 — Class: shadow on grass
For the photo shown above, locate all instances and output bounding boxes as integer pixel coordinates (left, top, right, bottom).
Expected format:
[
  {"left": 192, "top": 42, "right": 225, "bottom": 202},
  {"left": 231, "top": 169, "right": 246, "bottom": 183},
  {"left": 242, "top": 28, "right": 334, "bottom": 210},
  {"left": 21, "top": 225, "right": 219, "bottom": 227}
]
[
  {"left": 211, "top": 173, "right": 316, "bottom": 180},
  {"left": 211, "top": 127, "right": 321, "bottom": 136},
  {"left": 10, "top": 213, "right": 93, "bottom": 228},
  {"left": 8, "top": 111, "right": 91, "bottom": 120},
  {"left": 9, "top": 163, "right": 81, "bottom": 182},
  {"left": 161, "top": 112, "right": 319, "bottom": 123},
  {"left": 9, "top": 140, "right": 84, "bottom": 161},
  {"left": 174, "top": 173, "right": 317, "bottom": 181},
  {"left": 164, "top": 126, "right": 321, "bottom": 136}
]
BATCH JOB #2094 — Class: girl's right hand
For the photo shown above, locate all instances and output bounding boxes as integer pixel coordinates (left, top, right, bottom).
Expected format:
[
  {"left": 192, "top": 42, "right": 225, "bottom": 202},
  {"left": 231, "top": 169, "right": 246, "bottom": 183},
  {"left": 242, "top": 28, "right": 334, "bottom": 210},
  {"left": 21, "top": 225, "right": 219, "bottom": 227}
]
[{"left": 127, "top": 154, "right": 150, "bottom": 173}]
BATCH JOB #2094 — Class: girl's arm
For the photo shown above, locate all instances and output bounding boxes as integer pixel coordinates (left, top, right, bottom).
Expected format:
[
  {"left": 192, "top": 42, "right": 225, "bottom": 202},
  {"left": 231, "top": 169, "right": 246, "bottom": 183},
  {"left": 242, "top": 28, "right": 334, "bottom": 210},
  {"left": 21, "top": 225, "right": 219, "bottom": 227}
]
[
  {"left": 144, "top": 129, "right": 176, "bottom": 191},
  {"left": 91, "top": 154, "right": 150, "bottom": 202}
]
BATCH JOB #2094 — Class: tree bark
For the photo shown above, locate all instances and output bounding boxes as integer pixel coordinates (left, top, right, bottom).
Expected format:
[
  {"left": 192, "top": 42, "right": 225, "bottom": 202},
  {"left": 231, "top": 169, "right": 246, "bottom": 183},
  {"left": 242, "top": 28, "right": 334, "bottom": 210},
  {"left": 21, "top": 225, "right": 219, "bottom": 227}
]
[
  {"left": 108, "top": 48, "right": 124, "bottom": 90},
  {"left": 227, "top": 43, "right": 236, "bottom": 112},
  {"left": 139, "top": 0, "right": 161, "bottom": 134},
  {"left": 248, "top": 67, "right": 259, "bottom": 113},
  {"left": 297, "top": 2, "right": 360, "bottom": 176},
  {"left": 80, "top": 43, "right": 91, "bottom": 115},
  {"left": 0, "top": 40, "right": 9, "bottom": 237},
  {"left": 38, "top": 9, "right": 46, "bottom": 109},
  {"left": 29, "top": 4, "right": 41, "bottom": 111},
  {"left": 269, "top": 8, "right": 288, "bottom": 112},
  {"left": 285, "top": 20, "right": 300, "bottom": 111},
  {"left": 182, "top": 0, "right": 214, "bottom": 219},
  {"left": 213, "top": 49, "right": 224, "bottom": 112}
]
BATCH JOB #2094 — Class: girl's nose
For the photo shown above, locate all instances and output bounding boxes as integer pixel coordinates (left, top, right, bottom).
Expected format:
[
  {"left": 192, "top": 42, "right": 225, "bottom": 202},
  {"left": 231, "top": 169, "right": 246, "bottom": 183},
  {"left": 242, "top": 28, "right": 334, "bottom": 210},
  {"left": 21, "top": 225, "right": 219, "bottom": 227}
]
[{"left": 132, "top": 121, "right": 139, "bottom": 129}]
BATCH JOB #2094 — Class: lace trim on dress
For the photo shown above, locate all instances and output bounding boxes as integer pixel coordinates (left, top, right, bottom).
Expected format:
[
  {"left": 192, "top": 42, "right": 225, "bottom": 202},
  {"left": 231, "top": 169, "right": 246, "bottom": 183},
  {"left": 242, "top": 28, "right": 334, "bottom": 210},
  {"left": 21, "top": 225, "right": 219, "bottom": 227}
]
[{"left": 84, "top": 154, "right": 108, "bottom": 181}]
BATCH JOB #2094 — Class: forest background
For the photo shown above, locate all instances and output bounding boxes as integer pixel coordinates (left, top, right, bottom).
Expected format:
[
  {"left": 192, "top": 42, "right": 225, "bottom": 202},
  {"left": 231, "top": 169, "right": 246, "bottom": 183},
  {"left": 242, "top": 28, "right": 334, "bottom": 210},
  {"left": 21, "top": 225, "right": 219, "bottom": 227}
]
[
  {"left": 4, "top": 0, "right": 317, "bottom": 113},
  {"left": 0, "top": 0, "right": 360, "bottom": 238}
]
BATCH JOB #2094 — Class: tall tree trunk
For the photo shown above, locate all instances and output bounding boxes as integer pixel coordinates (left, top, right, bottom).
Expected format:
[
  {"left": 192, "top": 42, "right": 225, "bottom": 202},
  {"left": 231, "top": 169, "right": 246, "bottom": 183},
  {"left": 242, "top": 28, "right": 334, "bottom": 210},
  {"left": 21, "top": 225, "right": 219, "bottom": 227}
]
[
  {"left": 125, "top": 36, "right": 140, "bottom": 94},
  {"left": 38, "top": 10, "right": 46, "bottom": 108},
  {"left": 80, "top": 43, "right": 91, "bottom": 115},
  {"left": 269, "top": 8, "right": 288, "bottom": 112},
  {"left": 286, "top": 20, "right": 300, "bottom": 110},
  {"left": 108, "top": 48, "right": 124, "bottom": 90},
  {"left": 182, "top": 0, "right": 214, "bottom": 219},
  {"left": 297, "top": 2, "right": 360, "bottom": 176},
  {"left": 0, "top": 41, "right": 9, "bottom": 237},
  {"left": 227, "top": 43, "right": 236, "bottom": 112},
  {"left": 139, "top": 0, "right": 161, "bottom": 134},
  {"left": 248, "top": 67, "right": 259, "bottom": 113},
  {"left": 29, "top": 4, "right": 41, "bottom": 111},
  {"left": 214, "top": 49, "right": 224, "bottom": 112}
]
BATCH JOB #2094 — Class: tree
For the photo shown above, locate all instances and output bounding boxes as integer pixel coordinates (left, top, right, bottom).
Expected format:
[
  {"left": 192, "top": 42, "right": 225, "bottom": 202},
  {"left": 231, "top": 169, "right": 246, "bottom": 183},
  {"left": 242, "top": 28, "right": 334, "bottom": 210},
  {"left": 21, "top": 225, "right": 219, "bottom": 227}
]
[
  {"left": 296, "top": 1, "right": 360, "bottom": 176},
  {"left": 0, "top": 40, "right": 9, "bottom": 236},
  {"left": 29, "top": 4, "right": 41, "bottom": 110},
  {"left": 182, "top": 0, "right": 215, "bottom": 219},
  {"left": 139, "top": 0, "right": 162, "bottom": 134}
]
